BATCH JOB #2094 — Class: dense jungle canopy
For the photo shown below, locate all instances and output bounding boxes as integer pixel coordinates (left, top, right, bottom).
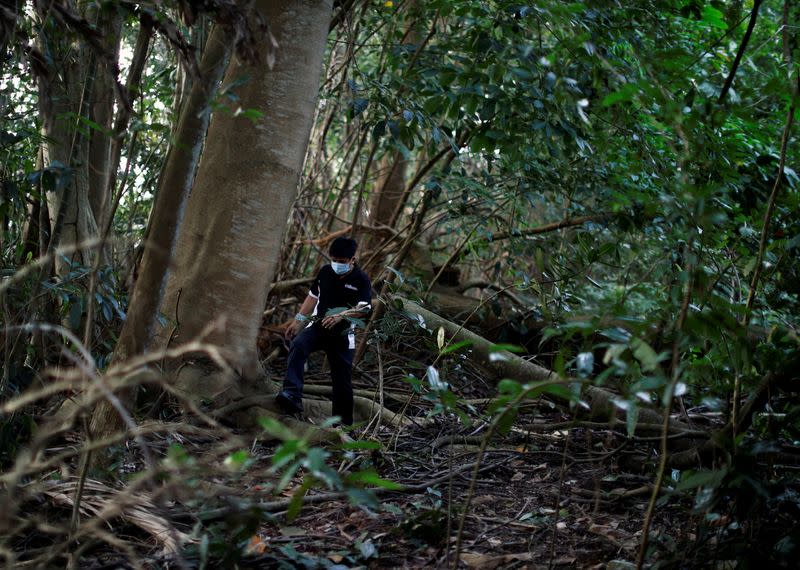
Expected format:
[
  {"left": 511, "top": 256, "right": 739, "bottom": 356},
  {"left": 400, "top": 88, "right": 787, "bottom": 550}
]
[{"left": 1, "top": 0, "right": 799, "bottom": 567}]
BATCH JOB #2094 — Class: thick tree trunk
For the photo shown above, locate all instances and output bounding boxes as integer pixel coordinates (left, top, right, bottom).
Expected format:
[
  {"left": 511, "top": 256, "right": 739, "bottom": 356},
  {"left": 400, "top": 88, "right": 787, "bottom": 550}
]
[
  {"left": 154, "top": 0, "right": 333, "bottom": 392},
  {"left": 369, "top": 153, "right": 409, "bottom": 227},
  {"left": 89, "top": 25, "right": 234, "bottom": 436},
  {"left": 19, "top": 196, "right": 41, "bottom": 263}
]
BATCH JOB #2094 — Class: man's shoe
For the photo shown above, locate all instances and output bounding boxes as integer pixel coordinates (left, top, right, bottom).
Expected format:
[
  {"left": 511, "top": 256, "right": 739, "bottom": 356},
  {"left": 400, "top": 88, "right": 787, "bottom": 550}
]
[{"left": 275, "top": 391, "right": 303, "bottom": 416}]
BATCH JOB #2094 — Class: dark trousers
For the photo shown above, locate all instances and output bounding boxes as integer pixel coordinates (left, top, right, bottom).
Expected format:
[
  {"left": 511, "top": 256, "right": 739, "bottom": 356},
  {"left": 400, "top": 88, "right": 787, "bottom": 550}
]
[{"left": 282, "top": 324, "right": 354, "bottom": 425}]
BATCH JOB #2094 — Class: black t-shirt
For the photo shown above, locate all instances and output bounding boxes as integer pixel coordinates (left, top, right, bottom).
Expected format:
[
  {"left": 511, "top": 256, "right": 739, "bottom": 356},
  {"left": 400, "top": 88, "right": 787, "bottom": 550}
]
[{"left": 309, "top": 264, "right": 372, "bottom": 334}]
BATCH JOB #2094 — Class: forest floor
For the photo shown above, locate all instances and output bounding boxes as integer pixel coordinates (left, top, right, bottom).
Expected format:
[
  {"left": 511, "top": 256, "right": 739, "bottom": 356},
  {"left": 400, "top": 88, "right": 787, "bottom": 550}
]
[
  {"left": 8, "top": 351, "right": 708, "bottom": 569},
  {"left": 236, "top": 363, "right": 694, "bottom": 570}
]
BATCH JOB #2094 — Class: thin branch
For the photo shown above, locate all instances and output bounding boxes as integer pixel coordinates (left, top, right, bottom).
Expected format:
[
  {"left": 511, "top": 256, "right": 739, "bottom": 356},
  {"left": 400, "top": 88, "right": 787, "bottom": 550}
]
[{"left": 717, "top": 0, "right": 763, "bottom": 105}]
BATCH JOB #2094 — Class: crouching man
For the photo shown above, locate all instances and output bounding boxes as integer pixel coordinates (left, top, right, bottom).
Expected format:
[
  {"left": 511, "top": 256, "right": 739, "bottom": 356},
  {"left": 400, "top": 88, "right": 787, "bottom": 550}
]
[{"left": 275, "top": 237, "right": 372, "bottom": 425}]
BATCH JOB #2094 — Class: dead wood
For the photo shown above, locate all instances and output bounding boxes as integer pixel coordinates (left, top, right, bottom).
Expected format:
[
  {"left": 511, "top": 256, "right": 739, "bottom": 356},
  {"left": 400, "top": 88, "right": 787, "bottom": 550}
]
[
  {"left": 293, "top": 223, "right": 398, "bottom": 249},
  {"left": 394, "top": 296, "right": 694, "bottom": 433},
  {"left": 268, "top": 276, "right": 315, "bottom": 295}
]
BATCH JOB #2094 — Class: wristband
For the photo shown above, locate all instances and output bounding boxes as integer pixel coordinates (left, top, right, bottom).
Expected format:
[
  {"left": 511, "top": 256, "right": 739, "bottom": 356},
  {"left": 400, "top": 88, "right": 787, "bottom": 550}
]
[{"left": 294, "top": 313, "right": 309, "bottom": 322}]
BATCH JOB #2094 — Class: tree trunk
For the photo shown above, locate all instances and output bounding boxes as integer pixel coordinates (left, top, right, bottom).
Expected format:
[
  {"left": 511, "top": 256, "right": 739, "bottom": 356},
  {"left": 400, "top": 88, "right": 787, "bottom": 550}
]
[
  {"left": 366, "top": 151, "right": 409, "bottom": 245},
  {"left": 89, "top": 24, "right": 234, "bottom": 436},
  {"left": 36, "top": 5, "right": 99, "bottom": 288},
  {"left": 154, "top": 0, "right": 333, "bottom": 395},
  {"left": 363, "top": 1, "right": 418, "bottom": 254},
  {"left": 101, "top": 16, "right": 152, "bottom": 237},
  {"left": 86, "top": 5, "right": 123, "bottom": 228}
]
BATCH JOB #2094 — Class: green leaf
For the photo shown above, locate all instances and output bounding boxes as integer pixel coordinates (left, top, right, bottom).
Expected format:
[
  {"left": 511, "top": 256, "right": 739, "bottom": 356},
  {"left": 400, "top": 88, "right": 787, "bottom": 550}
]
[
  {"left": 223, "top": 449, "right": 250, "bottom": 470},
  {"left": 626, "top": 404, "right": 639, "bottom": 438},
  {"left": 498, "top": 378, "right": 522, "bottom": 396},
  {"left": 372, "top": 120, "right": 386, "bottom": 140},
  {"left": 347, "top": 470, "right": 404, "bottom": 490},
  {"left": 701, "top": 5, "right": 727, "bottom": 30},
  {"left": 287, "top": 478, "right": 312, "bottom": 522},
  {"left": 234, "top": 107, "right": 264, "bottom": 122},
  {"left": 488, "top": 343, "right": 525, "bottom": 353},
  {"left": 441, "top": 340, "right": 472, "bottom": 354},
  {"left": 339, "top": 440, "right": 382, "bottom": 451},
  {"left": 533, "top": 382, "right": 575, "bottom": 402},
  {"left": 495, "top": 407, "right": 518, "bottom": 435},
  {"left": 258, "top": 416, "right": 297, "bottom": 441},
  {"left": 272, "top": 440, "right": 300, "bottom": 470},
  {"left": 347, "top": 487, "right": 379, "bottom": 509},
  {"left": 277, "top": 460, "right": 301, "bottom": 492},
  {"left": 302, "top": 447, "right": 328, "bottom": 473},
  {"left": 631, "top": 338, "right": 660, "bottom": 372},
  {"left": 676, "top": 469, "right": 728, "bottom": 491},
  {"left": 601, "top": 83, "right": 639, "bottom": 106}
]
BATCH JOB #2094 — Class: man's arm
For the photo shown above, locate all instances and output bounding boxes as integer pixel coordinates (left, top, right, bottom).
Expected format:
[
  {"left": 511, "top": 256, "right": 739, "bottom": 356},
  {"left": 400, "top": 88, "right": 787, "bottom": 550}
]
[
  {"left": 320, "top": 302, "right": 369, "bottom": 328},
  {"left": 286, "top": 293, "right": 318, "bottom": 338},
  {"left": 320, "top": 274, "right": 372, "bottom": 329}
]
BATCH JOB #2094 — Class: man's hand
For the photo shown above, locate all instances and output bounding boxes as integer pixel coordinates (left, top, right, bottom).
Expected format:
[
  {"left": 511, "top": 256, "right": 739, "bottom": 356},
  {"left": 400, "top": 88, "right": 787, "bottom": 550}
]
[
  {"left": 285, "top": 319, "right": 304, "bottom": 340},
  {"left": 321, "top": 314, "right": 344, "bottom": 329}
]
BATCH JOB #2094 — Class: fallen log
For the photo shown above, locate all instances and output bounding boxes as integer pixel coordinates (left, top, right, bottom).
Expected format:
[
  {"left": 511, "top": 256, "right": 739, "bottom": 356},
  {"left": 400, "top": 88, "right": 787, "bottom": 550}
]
[{"left": 393, "top": 297, "right": 691, "bottom": 432}]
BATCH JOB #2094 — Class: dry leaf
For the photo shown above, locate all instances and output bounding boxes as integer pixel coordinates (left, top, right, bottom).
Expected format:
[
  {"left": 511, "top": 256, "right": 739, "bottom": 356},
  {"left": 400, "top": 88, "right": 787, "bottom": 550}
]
[
  {"left": 245, "top": 535, "right": 268, "bottom": 555},
  {"left": 461, "top": 552, "right": 535, "bottom": 569}
]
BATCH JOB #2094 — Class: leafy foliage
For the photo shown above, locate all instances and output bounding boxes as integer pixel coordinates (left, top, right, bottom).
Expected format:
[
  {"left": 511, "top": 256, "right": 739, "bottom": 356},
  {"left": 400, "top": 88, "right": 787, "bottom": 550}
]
[{"left": 0, "top": 0, "right": 799, "bottom": 567}]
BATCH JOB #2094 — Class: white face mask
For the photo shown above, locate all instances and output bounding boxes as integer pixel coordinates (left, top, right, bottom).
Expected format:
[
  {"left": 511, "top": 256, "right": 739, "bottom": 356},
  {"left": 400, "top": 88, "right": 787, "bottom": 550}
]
[{"left": 331, "top": 261, "right": 351, "bottom": 275}]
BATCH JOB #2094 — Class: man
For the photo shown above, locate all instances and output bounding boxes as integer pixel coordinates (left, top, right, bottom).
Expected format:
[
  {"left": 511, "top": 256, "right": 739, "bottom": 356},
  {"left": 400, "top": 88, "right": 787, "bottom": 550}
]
[{"left": 275, "top": 237, "right": 372, "bottom": 425}]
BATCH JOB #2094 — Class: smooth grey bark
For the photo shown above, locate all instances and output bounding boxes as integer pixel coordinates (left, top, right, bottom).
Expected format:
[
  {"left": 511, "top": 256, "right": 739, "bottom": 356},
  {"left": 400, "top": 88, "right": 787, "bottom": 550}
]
[
  {"left": 89, "top": 25, "right": 234, "bottom": 436},
  {"left": 155, "top": 0, "right": 334, "bottom": 388}
]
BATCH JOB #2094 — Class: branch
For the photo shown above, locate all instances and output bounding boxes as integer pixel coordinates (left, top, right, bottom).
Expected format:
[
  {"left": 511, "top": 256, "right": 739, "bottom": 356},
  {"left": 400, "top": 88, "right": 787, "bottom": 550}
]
[
  {"left": 393, "top": 296, "right": 693, "bottom": 432},
  {"left": 478, "top": 214, "right": 608, "bottom": 243},
  {"left": 293, "top": 222, "right": 398, "bottom": 248},
  {"left": 742, "top": 72, "right": 799, "bottom": 326},
  {"left": 717, "top": 0, "right": 763, "bottom": 105}
]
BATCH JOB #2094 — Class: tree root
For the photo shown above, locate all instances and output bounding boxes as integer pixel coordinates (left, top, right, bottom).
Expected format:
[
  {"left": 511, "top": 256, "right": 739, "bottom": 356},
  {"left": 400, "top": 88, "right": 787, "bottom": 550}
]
[{"left": 208, "top": 379, "right": 417, "bottom": 434}]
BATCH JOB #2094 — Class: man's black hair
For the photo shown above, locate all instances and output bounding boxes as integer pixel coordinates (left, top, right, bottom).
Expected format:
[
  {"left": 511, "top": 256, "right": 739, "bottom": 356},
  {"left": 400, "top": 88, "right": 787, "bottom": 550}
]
[{"left": 329, "top": 237, "right": 357, "bottom": 258}]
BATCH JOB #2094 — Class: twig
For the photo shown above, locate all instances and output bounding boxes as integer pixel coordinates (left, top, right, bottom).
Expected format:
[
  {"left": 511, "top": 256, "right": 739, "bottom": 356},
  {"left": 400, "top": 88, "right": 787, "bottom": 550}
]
[
  {"left": 735, "top": 72, "right": 799, "bottom": 430},
  {"left": 548, "top": 427, "right": 571, "bottom": 569},
  {"left": 636, "top": 252, "right": 694, "bottom": 569}
]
